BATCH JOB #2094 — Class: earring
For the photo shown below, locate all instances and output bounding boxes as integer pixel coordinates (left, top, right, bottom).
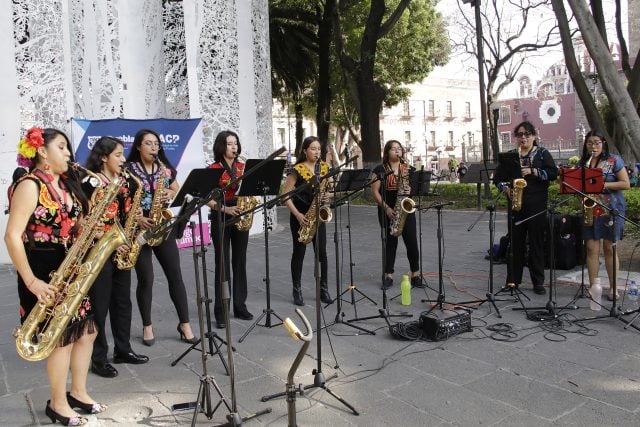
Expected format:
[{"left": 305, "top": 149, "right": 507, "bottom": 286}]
[{"left": 43, "top": 162, "right": 51, "bottom": 172}]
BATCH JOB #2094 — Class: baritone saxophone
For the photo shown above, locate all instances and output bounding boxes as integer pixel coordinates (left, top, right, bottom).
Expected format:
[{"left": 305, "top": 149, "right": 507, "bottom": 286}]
[{"left": 15, "top": 163, "right": 128, "bottom": 361}]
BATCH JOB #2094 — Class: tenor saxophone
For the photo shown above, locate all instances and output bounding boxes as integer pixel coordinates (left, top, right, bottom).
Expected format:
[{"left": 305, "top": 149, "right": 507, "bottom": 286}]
[
  {"left": 16, "top": 163, "right": 129, "bottom": 361},
  {"left": 390, "top": 165, "right": 415, "bottom": 237},
  {"left": 511, "top": 178, "right": 527, "bottom": 212},
  {"left": 147, "top": 160, "right": 174, "bottom": 246},
  {"left": 113, "top": 167, "right": 144, "bottom": 269}
]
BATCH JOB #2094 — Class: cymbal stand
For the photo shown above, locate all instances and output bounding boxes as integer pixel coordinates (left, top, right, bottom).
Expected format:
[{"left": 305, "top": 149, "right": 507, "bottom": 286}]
[
  {"left": 348, "top": 170, "right": 411, "bottom": 327},
  {"left": 261, "top": 170, "right": 359, "bottom": 416},
  {"left": 421, "top": 202, "right": 473, "bottom": 313},
  {"left": 329, "top": 188, "right": 376, "bottom": 335},
  {"left": 239, "top": 188, "right": 284, "bottom": 343}
]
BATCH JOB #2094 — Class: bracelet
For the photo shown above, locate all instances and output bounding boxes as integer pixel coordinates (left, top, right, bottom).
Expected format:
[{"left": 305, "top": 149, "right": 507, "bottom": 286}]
[{"left": 26, "top": 277, "right": 37, "bottom": 289}]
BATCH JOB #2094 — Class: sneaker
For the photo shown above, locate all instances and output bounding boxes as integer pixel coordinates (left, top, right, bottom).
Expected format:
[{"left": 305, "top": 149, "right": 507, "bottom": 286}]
[
  {"left": 381, "top": 277, "right": 393, "bottom": 290},
  {"left": 411, "top": 276, "right": 426, "bottom": 289}
]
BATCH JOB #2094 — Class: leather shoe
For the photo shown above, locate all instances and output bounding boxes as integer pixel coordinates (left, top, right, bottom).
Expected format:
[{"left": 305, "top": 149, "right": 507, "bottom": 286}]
[
  {"left": 215, "top": 320, "right": 226, "bottom": 329},
  {"left": 91, "top": 361, "right": 118, "bottom": 378},
  {"left": 113, "top": 351, "right": 149, "bottom": 365},
  {"left": 533, "top": 285, "right": 546, "bottom": 295},
  {"left": 234, "top": 310, "right": 254, "bottom": 321}
]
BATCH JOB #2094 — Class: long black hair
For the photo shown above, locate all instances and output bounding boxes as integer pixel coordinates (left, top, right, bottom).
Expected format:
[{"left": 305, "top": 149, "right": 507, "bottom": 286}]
[
  {"left": 84, "top": 136, "right": 124, "bottom": 173},
  {"left": 295, "top": 136, "right": 320, "bottom": 165},
  {"left": 579, "top": 129, "right": 610, "bottom": 166},
  {"left": 39, "top": 128, "right": 89, "bottom": 214},
  {"left": 213, "top": 130, "right": 241, "bottom": 163},
  {"left": 382, "top": 139, "right": 405, "bottom": 165},
  {"left": 125, "top": 128, "right": 177, "bottom": 175}
]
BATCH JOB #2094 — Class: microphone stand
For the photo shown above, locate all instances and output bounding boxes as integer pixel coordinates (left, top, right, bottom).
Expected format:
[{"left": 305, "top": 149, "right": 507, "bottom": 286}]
[
  {"left": 347, "top": 169, "right": 412, "bottom": 327},
  {"left": 261, "top": 160, "right": 359, "bottom": 416},
  {"left": 465, "top": 190, "right": 511, "bottom": 317},
  {"left": 145, "top": 149, "right": 285, "bottom": 426}
]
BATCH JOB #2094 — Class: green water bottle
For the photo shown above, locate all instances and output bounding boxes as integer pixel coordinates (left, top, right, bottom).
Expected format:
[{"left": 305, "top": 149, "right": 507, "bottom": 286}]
[{"left": 401, "top": 274, "right": 411, "bottom": 306}]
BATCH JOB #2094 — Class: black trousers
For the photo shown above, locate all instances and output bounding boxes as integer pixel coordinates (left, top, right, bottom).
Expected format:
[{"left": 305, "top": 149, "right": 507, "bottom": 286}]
[
  {"left": 135, "top": 229, "right": 190, "bottom": 326},
  {"left": 89, "top": 258, "right": 132, "bottom": 363},
  {"left": 378, "top": 209, "right": 420, "bottom": 274},
  {"left": 210, "top": 213, "right": 249, "bottom": 322},
  {"left": 508, "top": 205, "right": 546, "bottom": 287},
  {"left": 289, "top": 214, "right": 328, "bottom": 286}
]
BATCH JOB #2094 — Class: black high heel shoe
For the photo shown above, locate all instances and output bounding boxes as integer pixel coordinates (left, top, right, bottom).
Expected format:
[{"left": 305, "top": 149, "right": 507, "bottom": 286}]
[
  {"left": 177, "top": 324, "right": 198, "bottom": 344},
  {"left": 142, "top": 326, "right": 155, "bottom": 346},
  {"left": 45, "top": 400, "right": 88, "bottom": 426},
  {"left": 66, "top": 392, "right": 108, "bottom": 414}
]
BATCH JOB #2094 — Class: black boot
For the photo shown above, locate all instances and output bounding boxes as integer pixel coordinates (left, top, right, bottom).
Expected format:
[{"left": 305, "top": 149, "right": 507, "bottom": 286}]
[
  {"left": 320, "top": 282, "right": 332, "bottom": 304},
  {"left": 293, "top": 283, "right": 304, "bottom": 306}
]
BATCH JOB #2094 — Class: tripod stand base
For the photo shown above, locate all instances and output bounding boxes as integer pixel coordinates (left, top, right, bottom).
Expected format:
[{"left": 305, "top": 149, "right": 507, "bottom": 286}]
[
  {"left": 171, "top": 332, "right": 232, "bottom": 375},
  {"left": 261, "top": 371, "right": 359, "bottom": 415},
  {"left": 325, "top": 312, "right": 376, "bottom": 335},
  {"left": 238, "top": 308, "right": 284, "bottom": 343},
  {"left": 348, "top": 308, "right": 412, "bottom": 327}
]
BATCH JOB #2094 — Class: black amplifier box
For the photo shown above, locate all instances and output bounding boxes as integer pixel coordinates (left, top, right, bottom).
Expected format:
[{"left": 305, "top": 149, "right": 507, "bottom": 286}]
[{"left": 420, "top": 309, "right": 472, "bottom": 341}]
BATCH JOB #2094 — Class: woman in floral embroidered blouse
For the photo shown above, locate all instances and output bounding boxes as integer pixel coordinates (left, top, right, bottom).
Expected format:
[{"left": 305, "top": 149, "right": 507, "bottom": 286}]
[
  {"left": 5, "top": 128, "right": 101, "bottom": 425},
  {"left": 579, "top": 130, "right": 630, "bottom": 301},
  {"left": 125, "top": 129, "right": 196, "bottom": 345}
]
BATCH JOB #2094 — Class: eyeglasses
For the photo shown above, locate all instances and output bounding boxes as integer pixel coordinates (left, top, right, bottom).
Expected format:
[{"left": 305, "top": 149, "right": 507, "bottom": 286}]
[
  {"left": 515, "top": 132, "right": 532, "bottom": 138},
  {"left": 586, "top": 140, "right": 603, "bottom": 146}
]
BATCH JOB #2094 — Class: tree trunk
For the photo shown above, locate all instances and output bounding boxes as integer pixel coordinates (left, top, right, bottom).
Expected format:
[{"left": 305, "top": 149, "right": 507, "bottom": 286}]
[
  {"left": 316, "top": 0, "right": 336, "bottom": 160},
  {"left": 568, "top": 0, "right": 640, "bottom": 160},
  {"left": 550, "top": 0, "right": 606, "bottom": 134},
  {"left": 295, "top": 102, "right": 304, "bottom": 157},
  {"left": 359, "top": 80, "right": 385, "bottom": 166}
]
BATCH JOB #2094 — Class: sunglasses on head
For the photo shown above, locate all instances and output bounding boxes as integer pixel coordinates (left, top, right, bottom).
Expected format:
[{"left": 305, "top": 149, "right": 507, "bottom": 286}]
[{"left": 515, "top": 132, "right": 532, "bottom": 138}]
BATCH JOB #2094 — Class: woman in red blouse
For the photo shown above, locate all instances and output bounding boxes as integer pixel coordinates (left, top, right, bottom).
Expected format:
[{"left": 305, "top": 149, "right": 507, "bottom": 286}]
[{"left": 207, "top": 130, "right": 253, "bottom": 328}]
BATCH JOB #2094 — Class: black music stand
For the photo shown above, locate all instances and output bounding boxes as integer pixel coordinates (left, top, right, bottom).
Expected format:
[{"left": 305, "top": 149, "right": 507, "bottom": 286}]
[
  {"left": 460, "top": 161, "right": 497, "bottom": 209},
  {"left": 238, "top": 159, "right": 287, "bottom": 343},
  {"left": 169, "top": 168, "right": 240, "bottom": 422},
  {"left": 330, "top": 169, "right": 376, "bottom": 335},
  {"left": 410, "top": 168, "right": 435, "bottom": 292}
]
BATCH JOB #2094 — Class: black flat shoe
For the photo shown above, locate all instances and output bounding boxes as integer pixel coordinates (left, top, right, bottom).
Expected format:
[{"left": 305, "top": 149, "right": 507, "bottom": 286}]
[
  {"left": 177, "top": 325, "right": 198, "bottom": 344},
  {"left": 234, "top": 310, "right": 254, "bottom": 320},
  {"left": 411, "top": 276, "right": 426, "bottom": 289},
  {"left": 90, "top": 361, "right": 118, "bottom": 378},
  {"left": 215, "top": 320, "right": 225, "bottom": 329},
  {"left": 381, "top": 277, "right": 393, "bottom": 290},
  {"left": 533, "top": 285, "right": 546, "bottom": 295},
  {"left": 45, "top": 400, "right": 87, "bottom": 426},
  {"left": 67, "top": 392, "right": 108, "bottom": 414},
  {"left": 113, "top": 351, "right": 149, "bottom": 365}
]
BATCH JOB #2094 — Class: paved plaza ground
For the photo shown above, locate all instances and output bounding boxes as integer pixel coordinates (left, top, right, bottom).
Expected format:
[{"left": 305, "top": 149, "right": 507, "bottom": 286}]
[{"left": 0, "top": 206, "right": 639, "bottom": 426}]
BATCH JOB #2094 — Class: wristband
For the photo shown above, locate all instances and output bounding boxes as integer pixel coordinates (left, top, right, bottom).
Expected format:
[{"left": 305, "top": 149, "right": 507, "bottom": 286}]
[{"left": 26, "top": 277, "right": 37, "bottom": 289}]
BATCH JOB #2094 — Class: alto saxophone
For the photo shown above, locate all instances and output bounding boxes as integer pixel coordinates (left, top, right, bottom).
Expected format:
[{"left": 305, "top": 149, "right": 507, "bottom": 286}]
[
  {"left": 390, "top": 165, "right": 415, "bottom": 237},
  {"left": 511, "top": 178, "right": 527, "bottom": 212},
  {"left": 298, "top": 164, "right": 333, "bottom": 244},
  {"left": 16, "top": 163, "right": 129, "bottom": 361},
  {"left": 234, "top": 195, "right": 260, "bottom": 231},
  {"left": 113, "top": 167, "right": 144, "bottom": 270},
  {"left": 147, "top": 160, "right": 174, "bottom": 246}
]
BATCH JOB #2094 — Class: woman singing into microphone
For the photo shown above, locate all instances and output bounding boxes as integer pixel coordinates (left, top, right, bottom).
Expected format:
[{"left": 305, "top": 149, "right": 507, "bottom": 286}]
[
  {"left": 206, "top": 130, "right": 253, "bottom": 328},
  {"left": 125, "top": 129, "right": 197, "bottom": 346},
  {"left": 371, "top": 140, "right": 421, "bottom": 290},
  {"left": 579, "top": 130, "right": 630, "bottom": 301},
  {"left": 282, "top": 136, "right": 332, "bottom": 306}
]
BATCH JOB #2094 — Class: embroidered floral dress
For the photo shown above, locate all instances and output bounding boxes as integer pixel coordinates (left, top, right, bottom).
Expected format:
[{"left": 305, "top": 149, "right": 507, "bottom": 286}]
[
  {"left": 17, "top": 170, "right": 95, "bottom": 346},
  {"left": 126, "top": 161, "right": 173, "bottom": 216}
]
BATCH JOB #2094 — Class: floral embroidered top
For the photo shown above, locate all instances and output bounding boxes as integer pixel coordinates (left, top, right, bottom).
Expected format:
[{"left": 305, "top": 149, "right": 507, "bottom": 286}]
[
  {"left": 81, "top": 173, "right": 136, "bottom": 232},
  {"left": 289, "top": 161, "right": 330, "bottom": 213},
  {"left": 126, "top": 161, "right": 174, "bottom": 216},
  {"left": 18, "top": 169, "right": 82, "bottom": 246},
  {"left": 209, "top": 160, "right": 245, "bottom": 204}
]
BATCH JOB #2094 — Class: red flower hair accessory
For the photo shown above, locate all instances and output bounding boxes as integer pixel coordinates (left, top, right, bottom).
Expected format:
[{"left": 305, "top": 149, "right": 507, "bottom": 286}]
[{"left": 17, "top": 127, "right": 45, "bottom": 167}]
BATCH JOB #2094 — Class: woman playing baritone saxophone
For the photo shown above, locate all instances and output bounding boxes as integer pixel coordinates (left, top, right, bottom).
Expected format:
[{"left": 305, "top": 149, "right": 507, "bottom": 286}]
[
  {"left": 125, "top": 129, "right": 197, "bottom": 346},
  {"left": 578, "top": 130, "right": 630, "bottom": 300},
  {"left": 371, "top": 140, "right": 421, "bottom": 290},
  {"left": 282, "top": 136, "right": 333, "bottom": 306},
  {"left": 4, "top": 127, "right": 103, "bottom": 426},
  {"left": 493, "top": 121, "right": 558, "bottom": 295},
  {"left": 80, "top": 137, "right": 148, "bottom": 379},
  {"left": 206, "top": 130, "right": 253, "bottom": 328}
]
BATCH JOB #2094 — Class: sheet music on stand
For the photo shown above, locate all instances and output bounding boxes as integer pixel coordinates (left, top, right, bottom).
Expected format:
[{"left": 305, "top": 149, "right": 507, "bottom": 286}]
[
  {"left": 334, "top": 169, "right": 371, "bottom": 193},
  {"left": 459, "top": 161, "right": 497, "bottom": 184},
  {"left": 236, "top": 159, "right": 286, "bottom": 198},
  {"left": 410, "top": 168, "right": 432, "bottom": 197}
]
